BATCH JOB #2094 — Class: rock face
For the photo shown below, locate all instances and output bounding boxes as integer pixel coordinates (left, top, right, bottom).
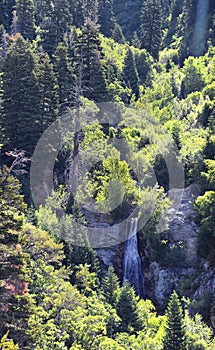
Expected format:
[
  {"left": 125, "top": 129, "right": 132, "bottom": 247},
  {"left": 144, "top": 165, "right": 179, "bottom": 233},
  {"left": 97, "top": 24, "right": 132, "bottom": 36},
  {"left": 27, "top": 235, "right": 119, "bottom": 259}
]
[
  {"left": 85, "top": 184, "right": 215, "bottom": 327},
  {"left": 165, "top": 185, "right": 200, "bottom": 266},
  {"left": 145, "top": 184, "right": 201, "bottom": 307},
  {"left": 148, "top": 263, "right": 196, "bottom": 308}
]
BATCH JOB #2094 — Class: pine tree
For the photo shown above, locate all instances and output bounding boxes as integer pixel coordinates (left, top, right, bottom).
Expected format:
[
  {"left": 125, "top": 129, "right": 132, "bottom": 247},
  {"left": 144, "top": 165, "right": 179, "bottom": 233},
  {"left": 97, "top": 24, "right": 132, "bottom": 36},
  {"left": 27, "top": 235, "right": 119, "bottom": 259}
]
[
  {"left": 98, "top": 0, "right": 116, "bottom": 38},
  {"left": 52, "top": 0, "right": 72, "bottom": 41},
  {"left": 1, "top": 35, "right": 40, "bottom": 154},
  {"left": 122, "top": 47, "right": 140, "bottom": 102},
  {"left": 75, "top": 21, "right": 109, "bottom": 102},
  {"left": 0, "top": 163, "right": 31, "bottom": 346},
  {"left": 53, "top": 43, "right": 75, "bottom": 112},
  {"left": 83, "top": 0, "right": 99, "bottom": 24},
  {"left": 34, "top": 0, "right": 53, "bottom": 25},
  {"left": 116, "top": 281, "right": 141, "bottom": 332},
  {"left": 37, "top": 51, "right": 59, "bottom": 131},
  {"left": 163, "top": 291, "right": 186, "bottom": 350},
  {"left": 15, "top": 0, "right": 36, "bottom": 41},
  {"left": 102, "top": 266, "right": 120, "bottom": 306},
  {"left": 179, "top": 0, "right": 197, "bottom": 65},
  {"left": 140, "top": 0, "right": 162, "bottom": 60},
  {"left": 70, "top": 0, "right": 85, "bottom": 28},
  {"left": 39, "top": 0, "right": 72, "bottom": 56}
]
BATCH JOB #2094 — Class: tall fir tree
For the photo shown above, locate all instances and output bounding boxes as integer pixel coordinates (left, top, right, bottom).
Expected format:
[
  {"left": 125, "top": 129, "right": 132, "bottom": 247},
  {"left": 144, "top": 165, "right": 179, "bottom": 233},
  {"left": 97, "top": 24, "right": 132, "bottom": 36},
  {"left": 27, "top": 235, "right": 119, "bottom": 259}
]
[
  {"left": 102, "top": 266, "right": 120, "bottom": 307},
  {"left": 179, "top": 0, "right": 198, "bottom": 65},
  {"left": 1, "top": 35, "right": 40, "bottom": 154},
  {"left": 37, "top": 52, "right": 59, "bottom": 131},
  {"left": 34, "top": 0, "right": 53, "bottom": 25},
  {"left": 70, "top": 0, "right": 85, "bottom": 28},
  {"left": 163, "top": 291, "right": 186, "bottom": 350},
  {"left": 140, "top": 0, "right": 162, "bottom": 60},
  {"left": 122, "top": 47, "right": 140, "bottom": 102},
  {"left": 39, "top": 0, "right": 72, "bottom": 56},
  {"left": 98, "top": 0, "right": 116, "bottom": 38},
  {"left": 116, "top": 281, "right": 141, "bottom": 332},
  {"left": 83, "top": 0, "right": 99, "bottom": 24},
  {"left": 75, "top": 21, "right": 109, "bottom": 102},
  {"left": 53, "top": 43, "right": 75, "bottom": 112},
  {"left": 0, "top": 164, "right": 32, "bottom": 347},
  {"left": 15, "top": 0, "right": 36, "bottom": 41}
]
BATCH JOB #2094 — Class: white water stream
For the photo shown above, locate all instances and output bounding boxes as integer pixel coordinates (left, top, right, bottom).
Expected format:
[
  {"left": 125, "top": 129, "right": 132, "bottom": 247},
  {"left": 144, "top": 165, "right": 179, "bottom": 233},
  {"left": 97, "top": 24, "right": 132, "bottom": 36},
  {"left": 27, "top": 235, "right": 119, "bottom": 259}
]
[{"left": 123, "top": 218, "right": 145, "bottom": 297}]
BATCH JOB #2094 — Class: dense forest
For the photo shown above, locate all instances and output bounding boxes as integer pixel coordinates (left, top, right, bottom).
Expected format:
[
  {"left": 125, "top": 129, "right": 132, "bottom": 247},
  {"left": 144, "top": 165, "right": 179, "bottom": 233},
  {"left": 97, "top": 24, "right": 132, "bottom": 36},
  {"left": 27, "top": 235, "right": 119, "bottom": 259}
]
[{"left": 0, "top": 0, "right": 215, "bottom": 349}]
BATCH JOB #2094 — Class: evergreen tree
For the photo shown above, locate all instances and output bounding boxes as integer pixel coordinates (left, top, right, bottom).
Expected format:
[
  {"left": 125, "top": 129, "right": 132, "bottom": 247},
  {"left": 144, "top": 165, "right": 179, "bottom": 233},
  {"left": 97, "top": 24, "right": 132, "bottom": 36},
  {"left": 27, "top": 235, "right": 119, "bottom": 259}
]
[
  {"left": 75, "top": 22, "right": 109, "bottom": 102},
  {"left": 37, "top": 51, "right": 59, "bottom": 131},
  {"left": 83, "top": 0, "right": 99, "bottom": 24},
  {"left": 39, "top": 0, "right": 72, "bottom": 56},
  {"left": 179, "top": 0, "right": 197, "bottom": 65},
  {"left": 0, "top": 164, "right": 32, "bottom": 347},
  {"left": 135, "top": 49, "right": 152, "bottom": 85},
  {"left": 98, "top": 0, "right": 116, "bottom": 38},
  {"left": 102, "top": 266, "right": 120, "bottom": 307},
  {"left": 52, "top": 0, "right": 72, "bottom": 41},
  {"left": 116, "top": 281, "right": 141, "bottom": 332},
  {"left": 34, "top": 0, "right": 53, "bottom": 25},
  {"left": 53, "top": 43, "right": 75, "bottom": 112},
  {"left": 70, "top": 0, "right": 85, "bottom": 28},
  {"left": 15, "top": 0, "right": 36, "bottom": 41},
  {"left": 163, "top": 291, "right": 186, "bottom": 350},
  {"left": 140, "top": 0, "right": 162, "bottom": 60},
  {"left": 1, "top": 35, "right": 40, "bottom": 154},
  {"left": 164, "top": 0, "right": 184, "bottom": 47},
  {"left": 122, "top": 47, "right": 140, "bottom": 101}
]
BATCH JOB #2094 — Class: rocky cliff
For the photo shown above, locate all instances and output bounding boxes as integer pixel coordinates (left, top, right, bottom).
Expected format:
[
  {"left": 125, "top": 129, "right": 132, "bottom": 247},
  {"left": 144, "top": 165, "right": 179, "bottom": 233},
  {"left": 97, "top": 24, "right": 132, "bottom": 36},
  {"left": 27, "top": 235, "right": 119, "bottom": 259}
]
[{"left": 85, "top": 184, "right": 215, "bottom": 327}]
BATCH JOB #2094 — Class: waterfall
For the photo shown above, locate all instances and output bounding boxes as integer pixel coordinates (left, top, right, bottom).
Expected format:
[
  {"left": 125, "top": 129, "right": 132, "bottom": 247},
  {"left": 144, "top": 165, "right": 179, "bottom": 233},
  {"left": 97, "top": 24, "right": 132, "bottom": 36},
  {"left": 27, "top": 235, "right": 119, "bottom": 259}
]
[
  {"left": 192, "top": 0, "right": 209, "bottom": 56},
  {"left": 123, "top": 218, "right": 145, "bottom": 298}
]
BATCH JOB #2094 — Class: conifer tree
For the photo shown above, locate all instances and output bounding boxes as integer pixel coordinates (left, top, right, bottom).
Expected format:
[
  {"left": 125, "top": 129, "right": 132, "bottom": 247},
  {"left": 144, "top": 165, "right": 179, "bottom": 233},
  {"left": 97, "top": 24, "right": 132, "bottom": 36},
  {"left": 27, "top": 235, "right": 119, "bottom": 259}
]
[
  {"left": 83, "top": 0, "right": 99, "bottom": 24},
  {"left": 140, "top": 0, "right": 162, "bottom": 60},
  {"left": 122, "top": 47, "right": 140, "bottom": 102},
  {"left": 34, "top": 0, "right": 53, "bottom": 25},
  {"left": 39, "top": 0, "right": 72, "bottom": 56},
  {"left": 1, "top": 35, "right": 40, "bottom": 154},
  {"left": 102, "top": 266, "right": 120, "bottom": 307},
  {"left": 53, "top": 43, "right": 75, "bottom": 112},
  {"left": 70, "top": 0, "right": 85, "bottom": 28},
  {"left": 37, "top": 52, "right": 59, "bottom": 131},
  {"left": 75, "top": 21, "right": 109, "bottom": 102},
  {"left": 116, "top": 281, "right": 141, "bottom": 332},
  {"left": 179, "top": 0, "right": 197, "bottom": 65},
  {"left": 0, "top": 162, "right": 31, "bottom": 346},
  {"left": 52, "top": 0, "right": 72, "bottom": 42},
  {"left": 163, "top": 291, "right": 186, "bottom": 350},
  {"left": 15, "top": 0, "right": 36, "bottom": 41},
  {"left": 98, "top": 0, "right": 116, "bottom": 38}
]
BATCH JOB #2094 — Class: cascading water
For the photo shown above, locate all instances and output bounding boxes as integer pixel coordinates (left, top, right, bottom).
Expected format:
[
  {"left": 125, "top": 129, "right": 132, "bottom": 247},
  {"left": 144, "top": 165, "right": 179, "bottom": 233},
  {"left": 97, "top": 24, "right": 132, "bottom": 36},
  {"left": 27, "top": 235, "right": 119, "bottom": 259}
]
[
  {"left": 192, "top": 0, "right": 209, "bottom": 56},
  {"left": 123, "top": 218, "right": 145, "bottom": 298}
]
